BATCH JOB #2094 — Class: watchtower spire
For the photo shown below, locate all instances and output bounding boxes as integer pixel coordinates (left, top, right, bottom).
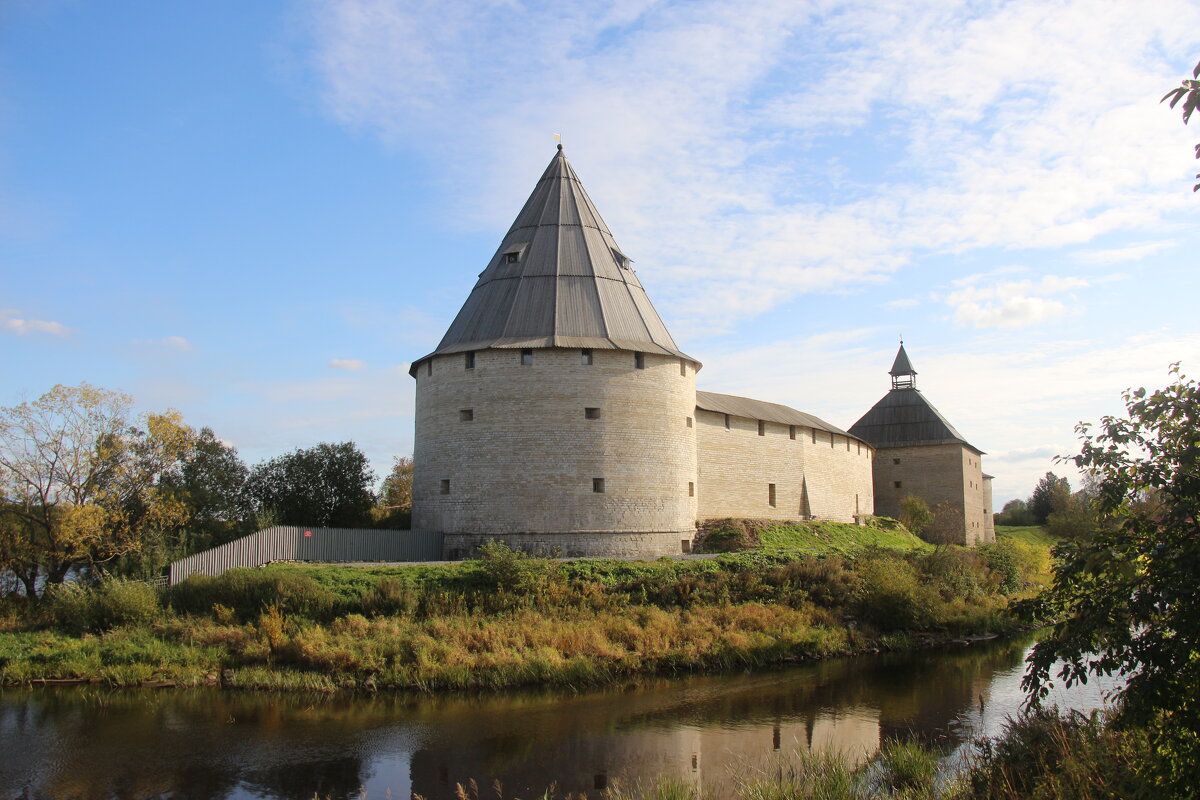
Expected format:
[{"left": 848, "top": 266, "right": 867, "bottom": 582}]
[{"left": 889, "top": 340, "right": 917, "bottom": 389}]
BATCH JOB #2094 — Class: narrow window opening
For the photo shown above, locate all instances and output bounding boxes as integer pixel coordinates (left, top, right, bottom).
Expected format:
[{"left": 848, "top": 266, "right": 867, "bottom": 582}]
[
  {"left": 768, "top": 483, "right": 777, "bottom": 507},
  {"left": 686, "top": 416, "right": 693, "bottom": 428},
  {"left": 857, "top": 441, "right": 862, "bottom": 454},
  {"left": 521, "top": 348, "right": 533, "bottom": 366},
  {"left": 459, "top": 409, "right": 474, "bottom": 422},
  {"left": 758, "top": 420, "right": 765, "bottom": 436},
  {"left": 789, "top": 425, "right": 796, "bottom": 440},
  {"left": 464, "top": 351, "right": 475, "bottom": 370},
  {"left": 811, "top": 429, "right": 817, "bottom": 444},
  {"left": 679, "top": 358, "right": 687, "bottom": 376},
  {"left": 581, "top": 348, "right": 593, "bottom": 365},
  {"left": 440, "top": 479, "right": 450, "bottom": 495},
  {"left": 688, "top": 481, "right": 695, "bottom": 497},
  {"left": 426, "top": 361, "right": 432, "bottom": 376},
  {"left": 724, "top": 414, "right": 731, "bottom": 430},
  {"left": 634, "top": 352, "right": 645, "bottom": 369},
  {"left": 504, "top": 251, "right": 520, "bottom": 264},
  {"left": 893, "top": 458, "right": 901, "bottom": 465},
  {"left": 592, "top": 478, "right": 605, "bottom": 493},
  {"left": 585, "top": 407, "right": 601, "bottom": 420},
  {"left": 830, "top": 434, "right": 835, "bottom": 449},
  {"left": 893, "top": 481, "right": 902, "bottom": 489}
]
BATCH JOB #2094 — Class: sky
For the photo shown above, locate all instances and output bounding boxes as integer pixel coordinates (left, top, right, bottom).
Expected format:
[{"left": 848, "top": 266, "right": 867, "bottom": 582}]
[{"left": 2, "top": 0, "right": 1198, "bottom": 508}]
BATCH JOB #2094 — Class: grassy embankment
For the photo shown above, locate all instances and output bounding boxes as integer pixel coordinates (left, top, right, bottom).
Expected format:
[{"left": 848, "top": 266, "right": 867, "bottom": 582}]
[{"left": 0, "top": 520, "right": 1053, "bottom": 692}]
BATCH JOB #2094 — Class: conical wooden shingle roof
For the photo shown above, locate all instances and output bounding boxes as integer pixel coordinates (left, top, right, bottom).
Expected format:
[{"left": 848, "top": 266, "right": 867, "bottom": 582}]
[
  {"left": 849, "top": 346, "right": 982, "bottom": 453},
  {"left": 412, "top": 146, "right": 694, "bottom": 373}
]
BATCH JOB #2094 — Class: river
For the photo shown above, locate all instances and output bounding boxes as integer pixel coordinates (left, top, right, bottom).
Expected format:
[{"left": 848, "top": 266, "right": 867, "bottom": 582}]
[{"left": 0, "top": 633, "right": 1122, "bottom": 799}]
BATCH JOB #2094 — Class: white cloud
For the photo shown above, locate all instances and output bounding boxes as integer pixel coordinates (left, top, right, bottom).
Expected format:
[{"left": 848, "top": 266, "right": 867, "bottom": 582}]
[
  {"left": 882, "top": 298, "right": 919, "bottom": 310},
  {"left": 944, "top": 274, "right": 1090, "bottom": 329},
  {"left": 329, "top": 358, "right": 366, "bottom": 371},
  {"left": 1075, "top": 241, "right": 1176, "bottom": 264},
  {"left": 133, "top": 335, "right": 193, "bottom": 352},
  {"left": 1, "top": 310, "right": 70, "bottom": 337},
  {"left": 303, "top": 0, "right": 1200, "bottom": 327}
]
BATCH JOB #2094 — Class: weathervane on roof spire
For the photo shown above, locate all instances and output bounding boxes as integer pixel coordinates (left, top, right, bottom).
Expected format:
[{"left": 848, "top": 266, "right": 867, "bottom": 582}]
[{"left": 553, "top": 133, "right": 562, "bottom": 152}]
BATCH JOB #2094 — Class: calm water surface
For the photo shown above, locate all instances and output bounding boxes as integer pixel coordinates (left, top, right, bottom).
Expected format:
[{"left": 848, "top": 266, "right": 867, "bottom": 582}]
[{"left": 0, "top": 634, "right": 1122, "bottom": 800}]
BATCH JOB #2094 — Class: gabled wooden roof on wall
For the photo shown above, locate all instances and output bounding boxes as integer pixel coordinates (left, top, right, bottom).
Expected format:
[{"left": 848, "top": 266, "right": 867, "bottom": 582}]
[
  {"left": 696, "top": 390, "right": 866, "bottom": 441},
  {"left": 411, "top": 146, "right": 695, "bottom": 375}
]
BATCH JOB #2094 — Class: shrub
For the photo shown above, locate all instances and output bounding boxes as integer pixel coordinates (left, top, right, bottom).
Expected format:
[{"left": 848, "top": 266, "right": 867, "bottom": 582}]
[
  {"left": 920, "top": 548, "right": 985, "bottom": 600},
  {"left": 476, "top": 540, "right": 561, "bottom": 595},
  {"left": 166, "top": 568, "right": 338, "bottom": 621},
  {"left": 978, "top": 542, "right": 1021, "bottom": 595},
  {"left": 768, "top": 556, "right": 856, "bottom": 610},
  {"left": 899, "top": 495, "right": 934, "bottom": 535},
  {"left": 48, "top": 579, "right": 162, "bottom": 634},
  {"left": 855, "top": 555, "right": 926, "bottom": 631},
  {"left": 964, "top": 709, "right": 1152, "bottom": 800}
]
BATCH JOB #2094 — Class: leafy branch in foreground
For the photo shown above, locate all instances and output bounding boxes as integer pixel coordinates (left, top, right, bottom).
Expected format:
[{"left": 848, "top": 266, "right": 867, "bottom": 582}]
[
  {"left": 1023, "top": 363, "right": 1200, "bottom": 790},
  {"left": 1161, "top": 59, "right": 1200, "bottom": 191}
]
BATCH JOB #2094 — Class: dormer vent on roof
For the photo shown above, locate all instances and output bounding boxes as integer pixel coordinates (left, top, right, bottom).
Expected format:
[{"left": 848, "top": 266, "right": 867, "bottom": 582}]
[{"left": 411, "top": 147, "right": 697, "bottom": 375}]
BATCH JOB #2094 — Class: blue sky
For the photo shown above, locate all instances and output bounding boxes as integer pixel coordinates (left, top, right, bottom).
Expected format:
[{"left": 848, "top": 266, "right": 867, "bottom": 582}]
[{"left": 2, "top": 0, "right": 1198, "bottom": 507}]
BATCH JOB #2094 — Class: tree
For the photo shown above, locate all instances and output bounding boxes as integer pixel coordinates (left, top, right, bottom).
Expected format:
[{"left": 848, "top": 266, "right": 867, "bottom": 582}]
[
  {"left": 1027, "top": 471, "right": 1070, "bottom": 525},
  {"left": 898, "top": 495, "right": 933, "bottom": 535},
  {"left": 1044, "top": 488, "right": 1102, "bottom": 541},
  {"left": 160, "top": 427, "right": 253, "bottom": 547},
  {"left": 1023, "top": 364, "right": 1200, "bottom": 788},
  {"left": 246, "top": 441, "right": 375, "bottom": 529},
  {"left": 1161, "top": 59, "right": 1200, "bottom": 192},
  {"left": 378, "top": 456, "right": 413, "bottom": 510},
  {"left": 922, "top": 501, "right": 964, "bottom": 548},
  {"left": 995, "top": 498, "right": 1036, "bottom": 527},
  {"left": 0, "top": 384, "right": 193, "bottom": 596},
  {"left": 112, "top": 427, "right": 255, "bottom": 578}
]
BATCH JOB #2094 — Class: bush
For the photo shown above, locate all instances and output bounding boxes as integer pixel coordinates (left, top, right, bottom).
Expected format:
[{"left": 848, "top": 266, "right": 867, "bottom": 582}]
[
  {"left": 476, "top": 540, "right": 561, "bottom": 595},
  {"left": 48, "top": 579, "right": 162, "bottom": 634},
  {"left": 166, "top": 568, "right": 338, "bottom": 621},
  {"left": 855, "top": 554, "right": 927, "bottom": 631},
  {"left": 964, "top": 709, "right": 1152, "bottom": 800},
  {"left": 978, "top": 542, "right": 1020, "bottom": 594},
  {"left": 919, "top": 548, "right": 985, "bottom": 600}
]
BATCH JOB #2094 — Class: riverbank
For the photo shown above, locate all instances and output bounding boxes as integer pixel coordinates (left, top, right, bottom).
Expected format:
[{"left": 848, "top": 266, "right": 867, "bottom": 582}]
[{"left": 0, "top": 522, "right": 1052, "bottom": 692}]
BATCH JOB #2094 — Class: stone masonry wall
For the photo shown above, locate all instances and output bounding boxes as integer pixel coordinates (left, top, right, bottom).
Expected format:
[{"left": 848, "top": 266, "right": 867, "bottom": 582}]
[
  {"left": 872, "top": 443, "right": 991, "bottom": 545},
  {"left": 695, "top": 410, "right": 874, "bottom": 523},
  {"left": 412, "top": 347, "right": 697, "bottom": 548},
  {"left": 800, "top": 428, "right": 876, "bottom": 522}
]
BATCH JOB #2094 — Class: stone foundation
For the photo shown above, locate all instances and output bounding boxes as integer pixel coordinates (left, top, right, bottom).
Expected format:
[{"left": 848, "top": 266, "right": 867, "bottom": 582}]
[{"left": 442, "top": 531, "right": 695, "bottom": 560}]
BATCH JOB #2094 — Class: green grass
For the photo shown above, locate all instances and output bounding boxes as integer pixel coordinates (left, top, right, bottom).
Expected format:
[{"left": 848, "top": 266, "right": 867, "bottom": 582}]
[
  {"left": 995, "top": 525, "right": 1057, "bottom": 548},
  {"left": 758, "top": 520, "right": 931, "bottom": 555}
]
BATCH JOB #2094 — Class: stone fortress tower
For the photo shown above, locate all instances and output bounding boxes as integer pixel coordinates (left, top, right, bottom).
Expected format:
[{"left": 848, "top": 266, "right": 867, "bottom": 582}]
[
  {"left": 410, "top": 146, "right": 701, "bottom": 559},
  {"left": 848, "top": 343, "right": 995, "bottom": 545},
  {"left": 410, "top": 146, "right": 879, "bottom": 559}
]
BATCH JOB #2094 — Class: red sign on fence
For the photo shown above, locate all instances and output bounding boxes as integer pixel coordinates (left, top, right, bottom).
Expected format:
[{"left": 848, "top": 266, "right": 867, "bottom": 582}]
[{"left": 303, "top": 530, "right": 313, "bottom": 538}]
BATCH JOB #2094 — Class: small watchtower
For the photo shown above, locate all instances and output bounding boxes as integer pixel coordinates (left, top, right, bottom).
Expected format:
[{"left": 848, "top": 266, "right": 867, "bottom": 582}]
[
  {"left": 889, "top": 341, "right": 916, "bottom": 389},
  {"left": 849, "top": 344, "right": 994, "bottom": 545}
]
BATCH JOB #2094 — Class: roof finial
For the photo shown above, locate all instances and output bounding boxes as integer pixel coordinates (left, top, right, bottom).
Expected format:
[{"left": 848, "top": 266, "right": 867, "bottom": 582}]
[
  {"left": 557, "top": 143, "right": 563, "bottom": 152},
  {"left": 553, "top": 133, "right": 562, "bottom": 152}
]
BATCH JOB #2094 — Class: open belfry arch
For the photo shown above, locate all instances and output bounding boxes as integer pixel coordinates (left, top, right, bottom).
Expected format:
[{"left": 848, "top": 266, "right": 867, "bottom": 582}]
[
  {"left": 409, "top": 146, "right": 876, "bottom": 559},
  {"left": 848, "top": 343, "right": 995, "bottom": 545}
]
